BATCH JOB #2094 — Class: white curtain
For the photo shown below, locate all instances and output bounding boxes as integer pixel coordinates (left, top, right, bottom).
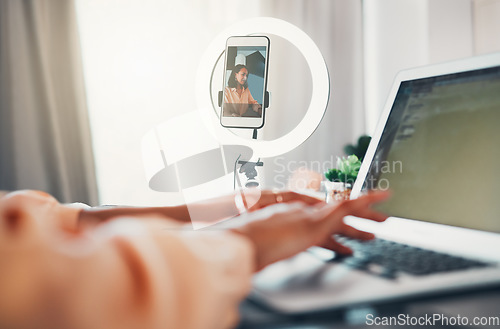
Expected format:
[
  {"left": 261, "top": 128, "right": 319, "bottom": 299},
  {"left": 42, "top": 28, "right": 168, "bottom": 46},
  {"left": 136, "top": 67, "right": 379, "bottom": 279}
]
[
  {"left": 0, "top": 0, "right": 98, "bottom": 204},
  {"left": 74, "top": 0, "right": 262, "bottom": 206},
  {"left": 259, "top": 0, "right": 365, "bottom": 188}
]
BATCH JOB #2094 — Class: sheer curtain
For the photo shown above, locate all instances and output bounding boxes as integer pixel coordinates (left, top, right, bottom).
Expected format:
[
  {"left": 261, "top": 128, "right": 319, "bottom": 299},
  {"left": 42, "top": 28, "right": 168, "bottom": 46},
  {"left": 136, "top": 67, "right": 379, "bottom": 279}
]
[
  {"left": 75, "top": 0, "right": 263, "bottom": 206},
  {"left": 259, "top": 0, "right": 365, "bottom": 188},
  {"left": 0, "top": 0, "right": 98, "bottom": 204}
]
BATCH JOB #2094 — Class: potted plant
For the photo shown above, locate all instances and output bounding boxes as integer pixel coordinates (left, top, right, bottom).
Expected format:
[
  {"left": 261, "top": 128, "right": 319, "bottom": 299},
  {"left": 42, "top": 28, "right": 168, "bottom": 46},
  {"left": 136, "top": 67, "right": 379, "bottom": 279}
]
[{"left": 324, "top": 155, "right": 362, "bottom": 202}]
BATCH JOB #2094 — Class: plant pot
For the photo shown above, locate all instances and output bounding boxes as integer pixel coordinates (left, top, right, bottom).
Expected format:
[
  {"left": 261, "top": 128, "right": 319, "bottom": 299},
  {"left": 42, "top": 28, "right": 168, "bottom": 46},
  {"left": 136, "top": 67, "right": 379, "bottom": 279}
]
[{"left": 323, "top": 181, "right": 352, "bottom": 203}]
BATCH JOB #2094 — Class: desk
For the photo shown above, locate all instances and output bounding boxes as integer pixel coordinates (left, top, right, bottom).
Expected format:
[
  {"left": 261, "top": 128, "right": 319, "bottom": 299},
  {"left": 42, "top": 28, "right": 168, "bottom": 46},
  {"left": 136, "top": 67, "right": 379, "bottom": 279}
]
[{"left": 237, "top": 287, "right": 500, "bottom": 328}]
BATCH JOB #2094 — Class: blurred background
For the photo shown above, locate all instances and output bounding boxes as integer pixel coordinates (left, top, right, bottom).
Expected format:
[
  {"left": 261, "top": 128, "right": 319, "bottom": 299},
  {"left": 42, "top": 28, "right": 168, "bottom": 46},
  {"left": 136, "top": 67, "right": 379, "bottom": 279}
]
[{"left": 1, "top": 0, "right": 499, "bottom": 206}]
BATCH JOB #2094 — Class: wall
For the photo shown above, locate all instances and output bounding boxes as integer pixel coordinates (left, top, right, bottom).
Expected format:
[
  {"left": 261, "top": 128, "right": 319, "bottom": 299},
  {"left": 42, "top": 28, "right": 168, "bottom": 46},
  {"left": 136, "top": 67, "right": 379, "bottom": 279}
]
[
  {"left": 363, "top": 0, "right": 476, "bottom": 134},
  {"left": 473, "top": 0, "right": 500, "bottom": 54}
]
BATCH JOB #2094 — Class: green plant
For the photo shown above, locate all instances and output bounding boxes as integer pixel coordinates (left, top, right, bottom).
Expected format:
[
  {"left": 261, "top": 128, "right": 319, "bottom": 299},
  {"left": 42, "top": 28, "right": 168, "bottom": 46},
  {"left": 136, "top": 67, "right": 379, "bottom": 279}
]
[
  {"left": 344, "top": 135, "right": 371, "bottom": 160},
  {"left": 325, "top": 155, "right": 362, "bottom": 185}
]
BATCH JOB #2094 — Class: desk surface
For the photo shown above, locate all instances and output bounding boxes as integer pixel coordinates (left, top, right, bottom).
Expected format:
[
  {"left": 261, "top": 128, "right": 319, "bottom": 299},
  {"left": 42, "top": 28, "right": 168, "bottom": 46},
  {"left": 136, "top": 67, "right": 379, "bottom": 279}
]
[{"left": 237, "top": 287, "right": 500, "bottom": 328}]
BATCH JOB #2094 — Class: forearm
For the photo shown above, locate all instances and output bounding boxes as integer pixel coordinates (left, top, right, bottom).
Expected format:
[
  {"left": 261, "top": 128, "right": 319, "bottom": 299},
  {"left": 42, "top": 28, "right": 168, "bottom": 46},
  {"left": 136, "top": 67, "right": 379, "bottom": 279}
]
[
  {"left": 184, "top": 193, "right": 240, "bottom": 223},
  {"left": 0, "top": 217, "right": 254, "bottom": 329},
  {"left": 79, "top": 205, "right": 190, "bottom": 225},
  {"left": 78, "top": 193, "right": 240, "bottom": 226}
]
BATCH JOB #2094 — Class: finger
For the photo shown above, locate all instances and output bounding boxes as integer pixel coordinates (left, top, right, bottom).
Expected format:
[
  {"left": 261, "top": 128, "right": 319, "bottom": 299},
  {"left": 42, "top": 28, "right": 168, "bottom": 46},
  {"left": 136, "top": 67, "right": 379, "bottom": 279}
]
[
  {"left": 314, "top": 190, "right": 390, "bottom": 218},
  {"left": 340, "top": 224, "right": 375, "bottom": 241},
  {"left": 334, "top": 190, "right": 391, "bottom": 218},
  {"left": 283, "top": 191, "right": 324, "bottom": 206},
  {"left": 244, "top": 189, "right": 265, "bottom": 211},
  {"left": 352, "top": 190, "right": 392, "bottom": 208},
  {"left": 319, "top": 236, "right": 353, "bottom": 255},
  {"left": 351, "top": 207, "right": 389, "bottom": 222}
]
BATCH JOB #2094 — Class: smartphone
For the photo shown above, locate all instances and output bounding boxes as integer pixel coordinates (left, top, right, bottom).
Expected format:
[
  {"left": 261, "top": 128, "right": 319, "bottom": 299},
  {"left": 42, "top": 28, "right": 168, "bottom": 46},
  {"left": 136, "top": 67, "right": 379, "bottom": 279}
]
[{"left": 220, "top": 36, "right": 270, "bottom": 129}]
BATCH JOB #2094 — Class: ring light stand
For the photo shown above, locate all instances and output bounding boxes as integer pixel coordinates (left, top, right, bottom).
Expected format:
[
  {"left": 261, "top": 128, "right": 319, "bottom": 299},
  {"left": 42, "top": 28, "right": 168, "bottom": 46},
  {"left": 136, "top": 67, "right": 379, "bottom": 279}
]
[{"left": 218, "top": 88, "right": 270, "bottom": 188}]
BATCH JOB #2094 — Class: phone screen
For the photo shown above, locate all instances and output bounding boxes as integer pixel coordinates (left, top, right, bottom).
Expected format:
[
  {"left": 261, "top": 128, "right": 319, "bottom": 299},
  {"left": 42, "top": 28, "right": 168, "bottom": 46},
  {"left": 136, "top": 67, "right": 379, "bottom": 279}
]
[{"left": 221, "top": 36, "right": 269, "bottom": 129}]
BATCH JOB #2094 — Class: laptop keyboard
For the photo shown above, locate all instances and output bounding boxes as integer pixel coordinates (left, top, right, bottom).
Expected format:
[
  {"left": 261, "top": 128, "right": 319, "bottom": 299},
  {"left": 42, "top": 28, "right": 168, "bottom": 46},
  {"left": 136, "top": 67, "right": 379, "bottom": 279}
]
[{"left": 326, "top": 236, "right": 491, "bottom": 279}]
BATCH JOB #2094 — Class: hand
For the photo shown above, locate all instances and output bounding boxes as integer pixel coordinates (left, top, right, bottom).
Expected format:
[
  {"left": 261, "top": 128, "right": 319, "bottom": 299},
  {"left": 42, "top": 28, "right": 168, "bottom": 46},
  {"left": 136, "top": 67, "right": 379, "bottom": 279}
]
[
  {"left": 252, "top": 103, "right": 262, "bottom": 116},
  {"left": 242, "top": 189, "right": 324, "bottom": 212},
  {"left": 231, "top": 191, "right": 390, "bottom": 271}
]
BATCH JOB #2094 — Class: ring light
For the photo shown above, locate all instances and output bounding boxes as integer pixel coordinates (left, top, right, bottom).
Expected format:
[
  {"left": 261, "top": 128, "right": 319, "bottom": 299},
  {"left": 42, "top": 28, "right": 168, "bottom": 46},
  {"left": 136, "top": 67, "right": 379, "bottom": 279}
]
[{"left": 196, "top": 17, "right": 330, "bottom": 158}]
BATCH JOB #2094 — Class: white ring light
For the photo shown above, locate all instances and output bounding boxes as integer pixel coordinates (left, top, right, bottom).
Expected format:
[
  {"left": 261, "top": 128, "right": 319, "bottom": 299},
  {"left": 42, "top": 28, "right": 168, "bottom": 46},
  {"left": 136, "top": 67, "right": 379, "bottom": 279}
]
[{"left": 196, "top": 17, "right": 330, "bottom": 158}]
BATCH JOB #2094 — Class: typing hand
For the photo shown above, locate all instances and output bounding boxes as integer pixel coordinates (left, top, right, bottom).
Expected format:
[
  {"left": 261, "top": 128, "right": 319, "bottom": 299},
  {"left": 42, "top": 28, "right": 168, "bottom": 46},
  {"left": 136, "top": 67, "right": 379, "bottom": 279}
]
[{"left": 231, "top": 191, "right": 390, "bottom": 271}]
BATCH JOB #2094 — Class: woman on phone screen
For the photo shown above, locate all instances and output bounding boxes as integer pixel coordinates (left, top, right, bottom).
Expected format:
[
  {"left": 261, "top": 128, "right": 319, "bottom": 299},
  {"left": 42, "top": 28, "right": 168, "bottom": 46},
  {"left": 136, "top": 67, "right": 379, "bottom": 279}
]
[{"left": 224, "top": 64, "right": 262, "bottom": 117}]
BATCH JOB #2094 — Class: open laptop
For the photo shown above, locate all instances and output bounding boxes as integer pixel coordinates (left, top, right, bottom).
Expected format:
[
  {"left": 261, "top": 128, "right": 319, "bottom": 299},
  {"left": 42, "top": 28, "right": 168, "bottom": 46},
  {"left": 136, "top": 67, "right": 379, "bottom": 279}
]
[{"left": 251, "top": 52, "right": 500, "bottom": 313}]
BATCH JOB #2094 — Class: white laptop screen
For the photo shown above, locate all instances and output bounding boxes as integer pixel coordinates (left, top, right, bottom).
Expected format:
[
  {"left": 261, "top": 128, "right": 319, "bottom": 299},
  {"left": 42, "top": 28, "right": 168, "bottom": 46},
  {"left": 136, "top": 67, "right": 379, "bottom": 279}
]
[{"left": 362, "top": 66, "right": 500, "bottom": 233}]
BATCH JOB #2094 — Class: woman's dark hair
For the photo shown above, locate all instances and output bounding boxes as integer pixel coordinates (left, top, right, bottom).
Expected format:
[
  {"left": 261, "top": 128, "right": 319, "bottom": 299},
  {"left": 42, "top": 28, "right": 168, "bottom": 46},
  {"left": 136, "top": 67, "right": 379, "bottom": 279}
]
[{"left": 227, "top": 64, "right": 249, "bottom": 89}]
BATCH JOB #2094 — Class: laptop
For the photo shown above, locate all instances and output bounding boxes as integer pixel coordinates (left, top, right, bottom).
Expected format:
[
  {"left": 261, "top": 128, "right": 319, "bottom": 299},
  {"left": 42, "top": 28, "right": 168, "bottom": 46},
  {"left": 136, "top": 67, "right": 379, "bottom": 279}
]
[{"left": 251, "top": 52, "right": 500, "bottom": 313}]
